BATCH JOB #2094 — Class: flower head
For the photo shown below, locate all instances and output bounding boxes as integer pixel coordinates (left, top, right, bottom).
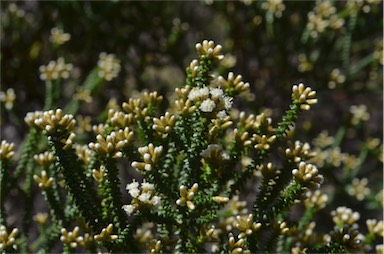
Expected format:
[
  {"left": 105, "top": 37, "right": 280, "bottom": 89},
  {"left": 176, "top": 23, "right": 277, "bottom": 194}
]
[
  {"left": 291, "top": 83, "right": 318, "bottom": 110},
  {"left": 195, "top": 40, "right": 224, "bottom": 61},
  {"left": 97, "top": 52, "right": 121, "bottom": 81},
  {"left": 292, "top": 162, "right": 323, "bottom": 191},
  {"left": 0, "top": 88, "right": 16, "bottom": 110},
  {"left": 49, "top": 27, "right": 71, "bottom": 45}
]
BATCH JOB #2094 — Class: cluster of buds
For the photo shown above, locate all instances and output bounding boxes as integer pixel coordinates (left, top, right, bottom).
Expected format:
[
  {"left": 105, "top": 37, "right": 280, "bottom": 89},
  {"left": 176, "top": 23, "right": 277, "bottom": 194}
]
[
  {"left": 252, "top": 134, "right": 277, "bottom": 151},
  {"left": 141, "top": 91, "right": 163, "bottom": 106},
  {"left": 284, "top": 141, "right": 316, "bottom": 163},
  {"left": 33, "top": 109, "right": 76, "bottom": 134},
  {"left": 24, "top": 111, "right": 43, "bottom": 127},
  {"left": 131, "top": 143, "right": 163, "bottom": 172},
  {"left": 217, "top": 72, "right": 250, "bottom": 96},
  {"left": 93, "top": 224, "right": 118, "bottom": 242},
  {"left": 209, "top": 115, "right": 233, "bottom": 137},
  {"left": 152, "top": 112, "right": 176, "bottom": 138},
  {"left": 275, "top": 221, "right": 290, "bottom": 235},
  {"left": 0, "top": 140, "right": 15, "bottom": 161},
  {"left": 92, "top": 165, "right": 106, "bottom": 183},
  {"left": 122, "top": 180, "right": 161, "bottom": 215},
  {"left": 0, "top": 88, "right": 16, "bottom": 110},
  {"left": 108, "top": 109, "right": 134, "bottom": 129},
  {"left": 349, "top": 104, "right": 370, "bottom": 126},
  {"left": 234, "top": 214, "right": 261, "bottom": 239},
  {"left": 292, "top": 162, "right": 324, "bottom": 191},
  {"left": 33, "top": 109, "right": 76, "bottom": 149},
  {"left": 258, "top": 162, "right": 281, "bottom": 179},
  {"left": 304, "top": 190, "right": 328, "bottom": 210},
  {"left": 330, "top": 225, "right": 362, "bottom": 252},
  {"left": 291, "top": 83, "right": 318, "bottom": 110},
  {"left": 187, "top": 59, "right": 199, "bottom": 78},
  {"left": 176, "top": 183, "right": 198, "bottom": 210},
  {"left": 97, "top": 52, "right": 121, "bottom": 81},
  {"left": 34, "top": 151, "right": 54, "bottom": 168},
  {"left": 347, "top": 178, "right": 371, "bottom": 201},
  {"left": 89, "top": 127, "right": 134, "bottom": 158},
  {"left": 74, "top": 145, "right": 92, "bottom": 165},
  {"left": 366, "top": 219, "right": 383, "bottom": 238},
  {"left": 228, "top": 233, "right": 251, "bottom": 254},
  {"left": 33, "top": 170, "right": 54, "bottom": 190},
  {"left": 195, "top": 40, "right": 224, "bottom": 61},
  {"left": 187, "top": 86, "right": 233, "bottom": 119},
  {"left": 238, "top": 112, "right": 273, "bottom": 134},
  {"left": 232, "top": 129, "right": 252, "bottom": 148},
  {"left": 60, "top": 227, "right": 81, "bottom": 249},
  {"left": 331, "top": 206, "right": 360, "bottom": 227},
  {"left": 122, "top": 98, "right": 149, "bottom": 121},
  {"left": 39, "top": 57, "right": 73, "bottom": 81},
  {"left": 0, "top": 225, "right": 18, "bottom": 251},
  {"left": 60, "top": 227, "right": 93, "bottom": 249},
  {"left": 261, "top": 0, "right": 286, "bottom": 18}
]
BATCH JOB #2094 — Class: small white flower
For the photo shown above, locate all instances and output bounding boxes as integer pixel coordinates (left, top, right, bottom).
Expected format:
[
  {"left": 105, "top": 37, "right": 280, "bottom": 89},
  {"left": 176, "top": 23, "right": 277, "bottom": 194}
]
[
  {"left": 151, "top": 196, "right": 161, "bottom": 206},
  {"left": 122, "top": 204, "right": 136, "bottom": 215},
  {"left": 129, "top": 188, "right": 140, "bottom": 198},
  {"left": 210, "top": 88, "right": 224, "bottom": 99},
  {"left": 138, "top": 193, "right": 152, "bottom": 203},
  {"left": 141, "top": 182, "right": 155, "bottom": 192},
  {"left": 223, "top": 96, "right": 233, "bottom": 110},
  {"left": 126, "top": 181, "right": 139, "bottom": 191},
  {"left": 188, "top": 87, "right": 210, "bottom": 101},
  {"left": 200, "top": 98, "right": 216, "bottom": 112},
  {"left": 216, "top": 110, "right": 227, "bottom": 120}
]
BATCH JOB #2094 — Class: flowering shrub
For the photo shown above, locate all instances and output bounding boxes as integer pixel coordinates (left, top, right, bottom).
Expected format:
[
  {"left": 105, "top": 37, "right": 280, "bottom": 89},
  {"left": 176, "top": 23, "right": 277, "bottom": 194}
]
[{"left": 0, "top": 1, "right": 382, "bottom": 254}]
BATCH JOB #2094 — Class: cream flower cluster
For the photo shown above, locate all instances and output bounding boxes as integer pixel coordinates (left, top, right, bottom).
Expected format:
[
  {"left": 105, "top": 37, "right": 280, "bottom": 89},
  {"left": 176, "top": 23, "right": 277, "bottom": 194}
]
[
  {"left": 261, "top": 0, "right": 286, "bottom": 18},
  {"left": 33, "top": 109, "right": 76, "bottom": 134},
  {"left": 234, "top": 214, "right": 262, "bottom": 239},
  {"left": 285, "top": 141, "right": 316, "bottom": 163},
  {"left": 49, "top": 27, "right": 71, "bottom": 45},
  {"left": 331, "top": 206, "right": 360, "bottom": 227},
  {"left": 122, "top": 180, "right": 161, "bottom": 215},
  {"left": 292, "top": 162, "right": 323, "bottom": 191},
  {"left": 0, "top": 88, "right": 16, "bottom": 110},
  {"left": 97, "top": 52, "right": 121, "bottom": 81},
  {"left": 39, "top": 57, "right": 73, "bottom": 81},
  {"left": 195, "top": 40, "right": 224, "bottom": 61},
  {"left": 176, "top": 183, "right": 199, "bottom": 210},
  {"left": 131, "top": 143, "right": 163, "bottom": 172},
  {"left": 0, "top": 225, "right": 18, "bottom": 251},
  {"left": 188, "top": 86, "right": 233, "bottom": 119},
  {"left": 291, "top": 83, "right": 318, "bottom": 110},
  {"left": 89, "top": 127, "right": 134, "bottom": 158},
  {"left": 0, "top": 140, "right": 15, "bottom": 161}
]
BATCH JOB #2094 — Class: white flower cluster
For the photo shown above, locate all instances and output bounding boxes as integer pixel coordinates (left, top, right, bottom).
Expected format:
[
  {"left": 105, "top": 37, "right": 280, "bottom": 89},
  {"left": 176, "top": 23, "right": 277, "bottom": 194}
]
[
  {"left": 188, "top": 86, "right": 233, "bottom": 119},
  {"left": 122, "top": 180, "right": 161, "bottom": 215}
]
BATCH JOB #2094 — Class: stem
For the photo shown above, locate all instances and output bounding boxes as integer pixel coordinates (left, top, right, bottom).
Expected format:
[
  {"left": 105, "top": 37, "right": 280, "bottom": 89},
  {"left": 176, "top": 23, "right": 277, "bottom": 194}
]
[{"left": 44, "top": 80, "right": 54, "bottom": 111}]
